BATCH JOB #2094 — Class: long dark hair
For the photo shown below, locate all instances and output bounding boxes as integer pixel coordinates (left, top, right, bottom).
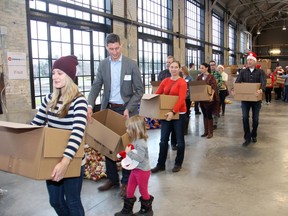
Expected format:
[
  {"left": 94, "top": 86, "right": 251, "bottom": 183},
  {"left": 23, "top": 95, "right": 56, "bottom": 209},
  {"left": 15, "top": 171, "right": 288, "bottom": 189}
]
[{"left": 201, "top": 63, "right": 211, "bottom": 73}]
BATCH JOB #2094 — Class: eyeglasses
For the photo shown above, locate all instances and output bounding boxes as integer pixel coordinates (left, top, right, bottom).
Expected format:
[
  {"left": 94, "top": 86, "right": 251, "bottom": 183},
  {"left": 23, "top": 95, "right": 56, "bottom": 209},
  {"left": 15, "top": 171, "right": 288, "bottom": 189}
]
[{"left": 210, "top": 64, "right": 216, "bottom": 66}]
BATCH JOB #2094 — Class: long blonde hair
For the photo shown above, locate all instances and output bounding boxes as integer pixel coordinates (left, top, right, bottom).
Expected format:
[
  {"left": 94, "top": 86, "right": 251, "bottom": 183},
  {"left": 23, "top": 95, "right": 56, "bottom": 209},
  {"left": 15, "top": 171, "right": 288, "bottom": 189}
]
[
  {"left": 47, "top": 75, "right": 81, "bottom": 118},
  {"left": 181, "top": 65, "right": 189, "bottom": 77},
  {"left": 126, "top": 116, "right": 148, "bottom": 142}
]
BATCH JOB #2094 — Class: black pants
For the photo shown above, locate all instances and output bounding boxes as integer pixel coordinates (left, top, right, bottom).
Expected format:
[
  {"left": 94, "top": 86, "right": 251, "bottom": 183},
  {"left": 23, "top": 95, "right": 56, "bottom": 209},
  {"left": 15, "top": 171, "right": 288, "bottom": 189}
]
[
  {"left": 219, "top": 90, "right": 227, "bottom": 114},
  {"left": 265, "top": 88, "right": 272, "bottom": 102},
  {"left": 274, "top": 87, "right": 283, "bottom": 100}
]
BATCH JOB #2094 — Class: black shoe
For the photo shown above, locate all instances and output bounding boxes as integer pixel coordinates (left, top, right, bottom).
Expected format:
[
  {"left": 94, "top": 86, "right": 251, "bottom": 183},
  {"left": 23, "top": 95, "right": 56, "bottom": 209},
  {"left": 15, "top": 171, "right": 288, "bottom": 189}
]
[
  {"left": 252, "top": 137, "right": 257, "bottom": 143},
  {"left": 172, "top": 165, "right": 181, "bottom": 172},
  {"left": 171, "top": 145, "right": 177, "bottom": 151},
  {"left": 151, "top": 166, "right": 165, "bottom": 173},
  {"left": 242, "top": 140, "right": 251, "bottom": 147}
]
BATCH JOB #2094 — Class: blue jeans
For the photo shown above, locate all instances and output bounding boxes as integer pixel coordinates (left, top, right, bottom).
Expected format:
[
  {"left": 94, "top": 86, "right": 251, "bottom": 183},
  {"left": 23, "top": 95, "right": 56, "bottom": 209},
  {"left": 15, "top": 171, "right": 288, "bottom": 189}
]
[
  {"left": 241, "top": 101, "right": 261, "bottom": 141},
  {"left": 157, "top": 114, "right": 185, "bottom": 168},
  {"left": 46, "top": 165, "right": 85, "bottom": 216},
  {"left": 284, "top": 85, "right": 288, "bottom": 101}
]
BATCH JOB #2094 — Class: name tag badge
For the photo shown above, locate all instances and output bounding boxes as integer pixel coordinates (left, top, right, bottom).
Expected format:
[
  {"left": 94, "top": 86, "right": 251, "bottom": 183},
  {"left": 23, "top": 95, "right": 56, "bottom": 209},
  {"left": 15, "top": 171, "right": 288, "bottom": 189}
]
[{"left": 124, "top": 75, "right": 131, "bottom": 81}]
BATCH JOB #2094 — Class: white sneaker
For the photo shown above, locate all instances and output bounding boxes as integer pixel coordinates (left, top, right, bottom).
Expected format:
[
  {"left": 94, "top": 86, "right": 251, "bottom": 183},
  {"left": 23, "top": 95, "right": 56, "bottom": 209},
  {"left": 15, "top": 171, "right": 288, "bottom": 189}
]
[{"left": 266, "top": 102, "right": 269, "bottom": 105}]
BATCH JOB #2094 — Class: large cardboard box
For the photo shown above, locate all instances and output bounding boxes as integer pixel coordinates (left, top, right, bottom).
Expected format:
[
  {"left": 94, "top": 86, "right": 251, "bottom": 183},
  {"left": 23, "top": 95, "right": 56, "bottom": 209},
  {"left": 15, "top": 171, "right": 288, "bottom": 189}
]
[
  {"left": 189, "top": 81, "right": 212, "bottom": 101},
  {"left": 139, "top": 94, "right": 179, "bottom": 120},
  {"left": 150, "top": 81, "right": 161, "bottom": 94},
  {"left": 85, "top": 109, "right": 130, "bottom": 161},
  {"left": 233, "top": 83, "right": 262, "bottom": 101},
  {"left": 0, "top": 121, "right": 84, "bottom": 180}
]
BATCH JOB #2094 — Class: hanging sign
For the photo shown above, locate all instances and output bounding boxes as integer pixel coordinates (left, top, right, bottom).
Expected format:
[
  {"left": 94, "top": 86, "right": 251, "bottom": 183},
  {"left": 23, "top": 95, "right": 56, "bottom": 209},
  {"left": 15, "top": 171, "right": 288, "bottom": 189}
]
[{"left": 7, "top": 52, "right": 27, "bottom": 79}]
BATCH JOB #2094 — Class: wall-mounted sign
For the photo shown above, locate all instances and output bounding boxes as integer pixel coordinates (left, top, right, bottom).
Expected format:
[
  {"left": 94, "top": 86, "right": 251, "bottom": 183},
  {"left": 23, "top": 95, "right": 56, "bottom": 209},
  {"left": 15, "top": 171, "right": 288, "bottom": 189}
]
[{"left": 7, "top": 52, "right": 27, "bottom": 80}]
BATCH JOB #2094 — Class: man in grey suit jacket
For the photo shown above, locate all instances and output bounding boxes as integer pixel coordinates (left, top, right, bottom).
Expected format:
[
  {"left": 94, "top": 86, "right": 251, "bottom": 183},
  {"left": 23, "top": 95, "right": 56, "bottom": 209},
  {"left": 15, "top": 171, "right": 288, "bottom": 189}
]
[{"left": 87, "top": 33, "right": 144, "bottom": 195}]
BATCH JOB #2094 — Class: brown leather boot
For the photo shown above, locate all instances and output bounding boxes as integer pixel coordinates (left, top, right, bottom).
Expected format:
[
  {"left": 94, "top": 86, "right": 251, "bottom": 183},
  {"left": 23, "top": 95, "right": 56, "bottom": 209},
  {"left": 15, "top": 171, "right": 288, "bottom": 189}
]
[
  {"left": 207, "top": 119, "right": 213, "bottom": 139},
  {"left": 98, "top": 179, "right": 119, "bottom": 191},
  {"left": 201, "top": 117, "right": 208, "bottom": 137}
]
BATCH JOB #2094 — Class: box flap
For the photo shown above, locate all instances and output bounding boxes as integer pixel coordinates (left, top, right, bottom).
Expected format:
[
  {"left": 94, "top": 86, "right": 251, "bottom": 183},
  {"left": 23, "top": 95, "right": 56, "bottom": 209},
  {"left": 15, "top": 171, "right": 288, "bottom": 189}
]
[
  {"left": 86, "top": 110, "right": 123, "bottom": 152},
  {"left": 0, "top": 121, "right": 41, "bottom": 129},
  {"left": 141, "top": 94, "right": 159, "bottom": 100},
  {"left": 150, "top": 81, "right": 161, "bottom": 87},
  {"left": 43, "top": 127, "right": 84, "bottom": 158},
  {"left": 189, "top": 80, "right": 207, "bottom": 86}
]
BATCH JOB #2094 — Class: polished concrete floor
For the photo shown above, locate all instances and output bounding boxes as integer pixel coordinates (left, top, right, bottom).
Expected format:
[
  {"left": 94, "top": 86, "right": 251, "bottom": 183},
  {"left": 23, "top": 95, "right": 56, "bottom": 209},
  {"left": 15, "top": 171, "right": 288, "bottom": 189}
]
[{"left": 1, "top": 99, "right": 288, "bottom": 216}]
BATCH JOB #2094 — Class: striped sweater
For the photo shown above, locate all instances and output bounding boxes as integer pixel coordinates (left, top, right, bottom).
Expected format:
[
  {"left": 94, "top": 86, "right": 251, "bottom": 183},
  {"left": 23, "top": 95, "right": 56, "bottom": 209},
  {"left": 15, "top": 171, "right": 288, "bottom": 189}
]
[{"left": 31, "top": 93, "right": 88, "bottom": 164}]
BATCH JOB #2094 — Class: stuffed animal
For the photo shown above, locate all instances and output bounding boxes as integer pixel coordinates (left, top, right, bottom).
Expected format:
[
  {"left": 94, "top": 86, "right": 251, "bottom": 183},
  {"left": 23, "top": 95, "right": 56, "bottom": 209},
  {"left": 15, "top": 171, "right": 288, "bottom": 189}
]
[
  {"left": 117, "top": 144, "right": 135, "bottom": 159},
  {"left": 117, "top": 144, "right": 139, "bottom": 170}
]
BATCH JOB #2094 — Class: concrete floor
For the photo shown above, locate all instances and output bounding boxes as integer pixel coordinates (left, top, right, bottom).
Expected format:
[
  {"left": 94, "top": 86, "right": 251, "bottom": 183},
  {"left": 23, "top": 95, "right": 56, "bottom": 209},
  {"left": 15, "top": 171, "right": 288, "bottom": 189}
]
[{"left": 1, "top": 99, "right": 288, "bottom": 216}]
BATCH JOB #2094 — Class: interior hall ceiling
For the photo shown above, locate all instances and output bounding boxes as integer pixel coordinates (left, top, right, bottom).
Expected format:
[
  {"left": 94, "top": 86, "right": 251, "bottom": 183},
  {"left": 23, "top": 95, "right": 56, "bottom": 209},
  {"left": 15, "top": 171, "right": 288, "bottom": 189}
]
[{"left": 216, "top": 0, "right": 288, "bottom": 35}]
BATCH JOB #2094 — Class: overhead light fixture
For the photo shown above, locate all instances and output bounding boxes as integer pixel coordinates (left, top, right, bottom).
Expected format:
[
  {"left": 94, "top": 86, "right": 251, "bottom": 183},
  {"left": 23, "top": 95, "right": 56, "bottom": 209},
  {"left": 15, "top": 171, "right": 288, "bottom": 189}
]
[
  {"left": 283, "top": 26, "right": 286, "bottom": 30},
  {"left": 269, "top": 49, "right": 281, "bottom": 55},
  {"left": 257, "top": 29, "right": 261, "bottom": 34}
]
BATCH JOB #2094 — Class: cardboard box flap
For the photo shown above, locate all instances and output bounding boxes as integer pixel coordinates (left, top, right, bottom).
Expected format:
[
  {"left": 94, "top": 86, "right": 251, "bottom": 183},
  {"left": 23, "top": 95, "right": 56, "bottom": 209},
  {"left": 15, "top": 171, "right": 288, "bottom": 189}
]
[
  {"left": 0, "top": 121, "right": 41, "bottom": 129},
  {"left": 234, "top": 83, "right": 261, "bottom": 93},
  {"left": 150, "top": 81, "right": 161, "bottom": 87},
  {"left": 189, "top": 80, "right": 207, "bottom": 86},
  {"left": 159, "top": 95, "right": 178, "bottom": 109},
  {"left": 86, "top": 113, "right": 121, "bottom": 152},
  {"left": 43, "top": 127, "right": 84, "bottom": 158},
  {"left": 141, "top": 94, "right": 160, "bottom": 100},
  {"left": 104, "top": 109, "right": 127, "bottom": 135}
]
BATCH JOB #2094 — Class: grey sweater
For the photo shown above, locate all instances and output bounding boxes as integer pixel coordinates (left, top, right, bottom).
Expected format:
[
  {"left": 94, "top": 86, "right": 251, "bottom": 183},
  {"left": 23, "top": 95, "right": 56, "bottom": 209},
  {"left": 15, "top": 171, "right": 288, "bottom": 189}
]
[{"left": 127, "top": 139, "right": 151, "bottom": 171}]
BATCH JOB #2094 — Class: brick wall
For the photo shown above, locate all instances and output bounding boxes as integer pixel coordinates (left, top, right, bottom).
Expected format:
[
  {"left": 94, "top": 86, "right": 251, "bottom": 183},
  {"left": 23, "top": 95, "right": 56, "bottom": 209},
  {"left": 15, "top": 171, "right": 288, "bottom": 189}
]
[{"left": 0, "top": 0, "right": 31, "bottom": 113}]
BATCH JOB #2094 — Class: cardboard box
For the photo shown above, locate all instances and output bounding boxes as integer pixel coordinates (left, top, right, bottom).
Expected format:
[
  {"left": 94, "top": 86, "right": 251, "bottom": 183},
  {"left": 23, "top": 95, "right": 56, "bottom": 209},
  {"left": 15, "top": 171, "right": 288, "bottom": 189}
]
[
  {"left": 85, "top": 109, "right": 130, "bottom": 161},
  {"left": 266, "top": 78, "right": 272, "bottom": 87},
  {"left": 139, "top": 94, "right": 179, "bottom": 120},
  {"left": 189, "top": 81, "right": 212, "bottom": 101},
  {"left": 0, "top": 121, "right": 84, "bottom": 180},
  {"left": 233, "top": 83, "right": 262, "bottom": 101},
  {"left": 150, "top": 81, "right": 161, "bottom": 94}
]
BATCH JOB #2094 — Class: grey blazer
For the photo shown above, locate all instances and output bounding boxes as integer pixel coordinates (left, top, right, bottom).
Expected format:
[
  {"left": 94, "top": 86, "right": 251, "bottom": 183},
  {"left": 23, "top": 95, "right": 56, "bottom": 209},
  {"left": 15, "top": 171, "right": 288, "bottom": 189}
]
[{"left": 87, "top": 55, "right": 144, "bottom": 116}]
